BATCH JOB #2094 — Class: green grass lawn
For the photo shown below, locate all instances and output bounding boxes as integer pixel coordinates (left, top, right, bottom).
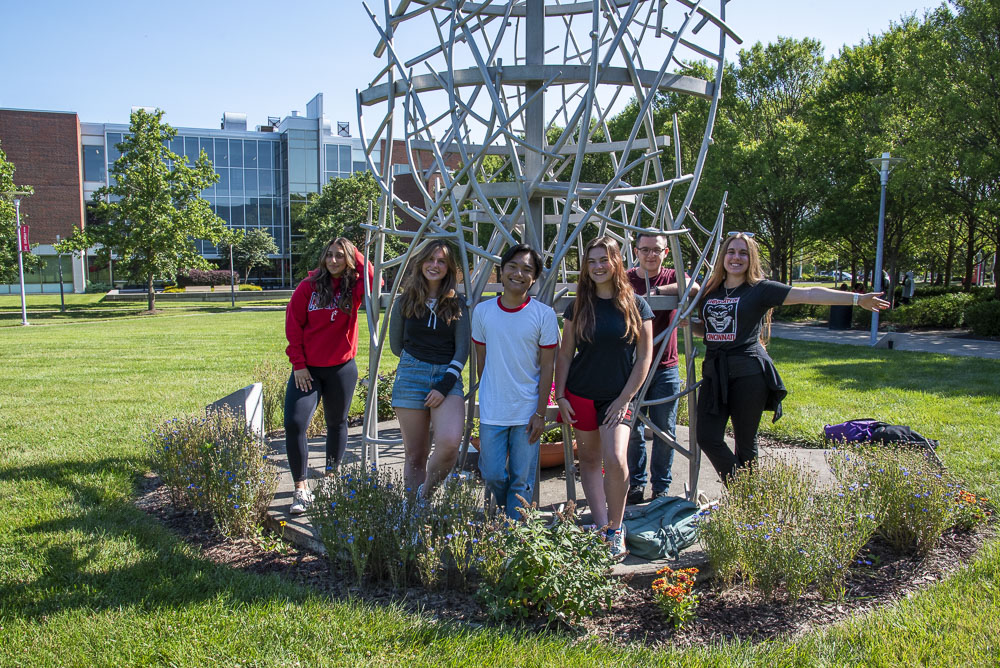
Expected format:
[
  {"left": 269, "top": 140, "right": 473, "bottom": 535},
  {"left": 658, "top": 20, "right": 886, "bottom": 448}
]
[{"left": 2, "top": 308, "right": 1000, "bottom": 666}]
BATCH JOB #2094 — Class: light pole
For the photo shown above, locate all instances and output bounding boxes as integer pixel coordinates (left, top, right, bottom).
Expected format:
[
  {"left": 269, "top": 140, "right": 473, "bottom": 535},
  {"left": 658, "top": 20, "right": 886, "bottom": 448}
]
[
  {"left": 2, "top": 190, "right": 32, "bottom": 326},
  {"left": 56, "top": 234, "right": 66, "bottom": 312},
  {"left": 865, "top": 152, "right": 905, "bottom": 345},
  {"left": 229, "top": 240, "right": 236, "bottom": 308}
]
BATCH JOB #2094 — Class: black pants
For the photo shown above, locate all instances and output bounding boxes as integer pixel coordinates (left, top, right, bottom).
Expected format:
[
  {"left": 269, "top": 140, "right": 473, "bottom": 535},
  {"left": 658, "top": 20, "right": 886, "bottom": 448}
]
[
  {"left": 283, "top": 359, "right": 359, "bottom": 483},
  {"left": 696, "top": 370, "right": 769, "bottom": 482}
]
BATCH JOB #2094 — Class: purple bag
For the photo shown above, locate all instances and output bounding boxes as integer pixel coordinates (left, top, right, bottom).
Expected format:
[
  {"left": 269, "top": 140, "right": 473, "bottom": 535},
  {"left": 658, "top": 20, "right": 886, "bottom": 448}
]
[{"left": 824, "top": 419, "right": 887, "bottom": 443}]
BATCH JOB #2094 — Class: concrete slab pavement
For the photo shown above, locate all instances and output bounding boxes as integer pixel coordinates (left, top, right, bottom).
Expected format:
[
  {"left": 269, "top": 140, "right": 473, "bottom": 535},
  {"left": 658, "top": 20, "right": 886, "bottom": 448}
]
[{"left": 771, "top": 322, "right": 1000, "bottom": 359}]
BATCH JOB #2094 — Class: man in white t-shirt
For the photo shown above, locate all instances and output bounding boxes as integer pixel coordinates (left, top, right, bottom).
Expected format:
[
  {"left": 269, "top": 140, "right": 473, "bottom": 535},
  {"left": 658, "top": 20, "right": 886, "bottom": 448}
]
[{"left": 472, "top": 244, "right": 560, "bottom": 520}]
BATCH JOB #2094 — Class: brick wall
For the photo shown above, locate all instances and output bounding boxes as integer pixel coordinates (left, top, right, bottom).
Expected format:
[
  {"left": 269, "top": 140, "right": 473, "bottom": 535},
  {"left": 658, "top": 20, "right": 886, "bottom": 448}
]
[{"left": 0, "top": 110, "right": 84, "bottom": 244}]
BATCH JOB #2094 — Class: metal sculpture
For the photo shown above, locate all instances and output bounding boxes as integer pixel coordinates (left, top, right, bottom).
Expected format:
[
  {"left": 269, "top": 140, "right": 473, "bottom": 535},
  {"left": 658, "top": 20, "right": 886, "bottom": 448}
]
[{"left": 355, "top": 0, "right": 741, "bottom": 502}]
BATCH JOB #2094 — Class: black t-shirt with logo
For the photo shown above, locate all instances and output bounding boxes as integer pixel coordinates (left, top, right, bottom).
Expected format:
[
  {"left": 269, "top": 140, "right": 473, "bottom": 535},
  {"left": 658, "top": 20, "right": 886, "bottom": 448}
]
[
  {"left": 564, "top": 295, "right": 655, "bottom": 401},
  {"left": 701, "top": 280, "right": 791, "bottom": 376}
]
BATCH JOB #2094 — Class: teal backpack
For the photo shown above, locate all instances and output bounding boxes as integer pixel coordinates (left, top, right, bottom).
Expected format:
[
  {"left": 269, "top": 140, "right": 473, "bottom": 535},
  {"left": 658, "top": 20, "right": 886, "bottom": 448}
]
[{"left": 622, "top": 495, "right": 701, "bottom": 560}]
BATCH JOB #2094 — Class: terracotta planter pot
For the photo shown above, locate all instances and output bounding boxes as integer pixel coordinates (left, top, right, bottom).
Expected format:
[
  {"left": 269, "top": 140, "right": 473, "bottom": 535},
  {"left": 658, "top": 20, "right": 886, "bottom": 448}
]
[{"left": 539, "top": 440, "right": 577, "bottom": 469}]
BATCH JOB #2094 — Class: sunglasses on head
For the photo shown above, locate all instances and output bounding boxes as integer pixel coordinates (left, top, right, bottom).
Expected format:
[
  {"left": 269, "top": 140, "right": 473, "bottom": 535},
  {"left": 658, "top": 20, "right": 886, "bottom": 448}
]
[{"left": 726, "top": 231, "right": 755, "bottom": 238}]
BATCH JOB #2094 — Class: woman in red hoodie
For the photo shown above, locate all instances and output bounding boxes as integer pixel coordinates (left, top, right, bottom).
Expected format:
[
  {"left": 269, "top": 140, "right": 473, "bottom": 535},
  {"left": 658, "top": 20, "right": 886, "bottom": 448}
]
[{"left": 284, "top": 237, "right": 373, "bottom": 514}]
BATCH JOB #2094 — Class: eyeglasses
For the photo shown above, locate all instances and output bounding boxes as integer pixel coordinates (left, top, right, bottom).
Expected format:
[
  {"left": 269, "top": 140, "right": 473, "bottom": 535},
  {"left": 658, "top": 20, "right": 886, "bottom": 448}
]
[
  {"left": 636, "top": 247, "right": 666, "bottom": 255},
  {"left": 726, "top": 231, "right": 755, "bottom": 238}
]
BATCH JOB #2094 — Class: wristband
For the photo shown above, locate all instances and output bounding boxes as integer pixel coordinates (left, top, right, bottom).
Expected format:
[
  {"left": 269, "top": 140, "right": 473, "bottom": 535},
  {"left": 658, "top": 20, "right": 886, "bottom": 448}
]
[
  {"left": 555, "top": 396, "right": 566, "bottom": 401},
  {"left": 852, "top": 293, "right": 859, "bottom": 306},
  {"left": 534, "top": 411, "right": 545, "bottom": 419}
]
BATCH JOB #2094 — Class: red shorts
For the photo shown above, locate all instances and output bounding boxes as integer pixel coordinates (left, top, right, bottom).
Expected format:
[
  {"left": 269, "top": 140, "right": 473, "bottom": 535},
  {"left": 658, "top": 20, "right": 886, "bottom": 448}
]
[{"left": 557, "top": 389, "right": 633, "bottom": 432}]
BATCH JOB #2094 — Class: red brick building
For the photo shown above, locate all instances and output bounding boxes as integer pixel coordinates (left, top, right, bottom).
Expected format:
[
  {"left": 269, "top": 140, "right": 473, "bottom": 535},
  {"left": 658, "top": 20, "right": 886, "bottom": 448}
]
[{"left": 0, "top": 109, "right": 86, "bottom": 292}]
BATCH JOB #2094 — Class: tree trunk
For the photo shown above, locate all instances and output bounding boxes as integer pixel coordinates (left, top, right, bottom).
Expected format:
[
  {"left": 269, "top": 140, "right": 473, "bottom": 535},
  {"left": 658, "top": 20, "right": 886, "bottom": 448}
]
[
  {"left": 147, "top": 272, "right": 155, "bottom": 311},
  {"left": 944, "top": 235, "right": 955, "bottom": 287},
  {"left": 962, "top": 213, "right": 977, "bottom": 291},
  {"left": 994, "top": 227, "right": 1000, "bottom": 300}
]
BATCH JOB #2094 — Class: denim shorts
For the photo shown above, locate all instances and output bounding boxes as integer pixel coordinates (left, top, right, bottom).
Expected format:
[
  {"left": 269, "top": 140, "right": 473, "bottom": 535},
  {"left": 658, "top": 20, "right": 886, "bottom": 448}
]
[{"left": 391, "top": 350, "right": 465, "bottom": 410}]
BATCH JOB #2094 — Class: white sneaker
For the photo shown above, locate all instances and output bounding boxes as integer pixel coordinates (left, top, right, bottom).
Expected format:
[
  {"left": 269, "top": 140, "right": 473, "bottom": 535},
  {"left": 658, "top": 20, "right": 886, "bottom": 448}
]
[
  {"left": 289, "top": 488, "right": 313, "bottom": 515},
  {"left": 607, "top": 525, "right": 628, "bottom": 561}
]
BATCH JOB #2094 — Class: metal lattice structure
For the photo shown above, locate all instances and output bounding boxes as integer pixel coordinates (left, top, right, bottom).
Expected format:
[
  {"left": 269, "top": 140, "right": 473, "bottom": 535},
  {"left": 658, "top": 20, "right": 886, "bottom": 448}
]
[{"left": 356, "top": 0, "right": 741, "bottom": 502}]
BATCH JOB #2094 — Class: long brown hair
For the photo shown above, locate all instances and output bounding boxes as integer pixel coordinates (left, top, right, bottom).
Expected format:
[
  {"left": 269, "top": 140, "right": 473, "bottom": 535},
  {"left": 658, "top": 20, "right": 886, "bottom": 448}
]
[
  {"left": 399, "top": 240, "right": 463, "bottom": 324},
  {"left": 574, "top": 236, "right": 642, "bottom": 343},
  {"left": 309, "top": 237, "right": 358, "bottom": 310},
  {"left": 703, "top": 232, "right": 773, "bottom": 346}
]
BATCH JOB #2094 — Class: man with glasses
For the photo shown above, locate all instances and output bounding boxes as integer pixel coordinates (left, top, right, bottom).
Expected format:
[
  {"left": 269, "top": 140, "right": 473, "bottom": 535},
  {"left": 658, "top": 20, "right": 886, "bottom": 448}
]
[{"left": 625, "top": 231, "right": 699, "bottom": 504}]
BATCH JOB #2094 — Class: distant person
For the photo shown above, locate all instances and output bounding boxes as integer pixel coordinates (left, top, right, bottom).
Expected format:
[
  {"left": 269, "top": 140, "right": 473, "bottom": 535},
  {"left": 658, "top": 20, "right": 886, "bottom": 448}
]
[
  {"left": 389, "top": 241, "right": 470, "bottom": 502},
  {"left": 472, "top": 244, "right": 559, "bottom": 520},
  {"left": 555, "top": 236, "right": 654, "bottom": 560},
  {"left": 839, "top": 283, "right": 849, "bottom": 291},
  {"left": 693, "top": 232, "right": 889, "bottom": 483},
  {"left": 902, "top": 271, "right": 915, "bottom": 304},
  {"left": 625, "top": 231, "right": 699, "bottom": 505},
  {"left": 284, "top": 237, "right": 374, "bottom": 514}
]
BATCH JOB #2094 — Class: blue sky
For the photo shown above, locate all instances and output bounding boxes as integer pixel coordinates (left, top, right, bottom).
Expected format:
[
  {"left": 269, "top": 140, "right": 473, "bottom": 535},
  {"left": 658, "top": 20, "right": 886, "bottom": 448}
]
[{"left": 3, "top": 0, "right": 939, "bottom": 131}]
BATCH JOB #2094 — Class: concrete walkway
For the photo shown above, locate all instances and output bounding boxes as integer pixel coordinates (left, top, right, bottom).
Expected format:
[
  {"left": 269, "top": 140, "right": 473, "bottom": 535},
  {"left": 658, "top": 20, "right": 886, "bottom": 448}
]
[
  {"left": 771, "top": 322, "right": 1000, "bottom": 359},
  {"left": 265, "top": 420, "right": 835, "bottom": 580}
]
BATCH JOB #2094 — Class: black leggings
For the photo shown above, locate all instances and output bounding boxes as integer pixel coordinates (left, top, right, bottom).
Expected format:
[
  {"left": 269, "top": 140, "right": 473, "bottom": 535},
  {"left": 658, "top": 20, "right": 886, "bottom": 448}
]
[
  {"left": 283, "top": 359, "right": 359, "bottom": 483},
  {"left": 696, "top": 370, "right": 769, "bottom": 482}
]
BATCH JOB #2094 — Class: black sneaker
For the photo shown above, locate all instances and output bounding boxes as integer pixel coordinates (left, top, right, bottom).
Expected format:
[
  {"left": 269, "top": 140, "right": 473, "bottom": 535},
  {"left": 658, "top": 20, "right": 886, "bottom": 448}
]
[
  {"left": 652, "top": 490, "right": 671, "bottom": 501},
  {"left": 626, "top": 486, "right": 646, "bottom": 505}
]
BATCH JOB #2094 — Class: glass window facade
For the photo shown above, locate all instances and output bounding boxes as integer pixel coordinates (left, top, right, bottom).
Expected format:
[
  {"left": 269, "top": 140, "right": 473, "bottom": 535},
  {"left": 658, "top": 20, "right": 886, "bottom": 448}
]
[
  {"left": 82, "top": 145, "right": 105, "bottom": 183},
  {"left": 98, "top": 123, "right": 373, "bottom": 284}
]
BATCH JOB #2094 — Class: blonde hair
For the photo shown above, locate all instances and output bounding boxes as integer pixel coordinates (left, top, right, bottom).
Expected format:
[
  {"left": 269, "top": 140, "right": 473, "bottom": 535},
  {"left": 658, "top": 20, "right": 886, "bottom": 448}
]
[
  {"left": 399, "top": 240, "right": 463, "bottom": 324},
  {"left": 574, "top": 236, "right": 642, "bottom": 343},
  {"left": 703, "top": 233, "right": 773, "bottom": 346}
]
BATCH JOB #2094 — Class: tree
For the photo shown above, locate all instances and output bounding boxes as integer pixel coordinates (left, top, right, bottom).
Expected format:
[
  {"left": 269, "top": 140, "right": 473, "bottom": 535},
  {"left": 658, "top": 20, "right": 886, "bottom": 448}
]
[
  {"left": 293, "top": 170, "right": 406, "bottom": 279},
  {"left": 0, "top": 143, "right": 40, "bottom": 283},
  {"left": 234, "top": 227, "right": 278, "bottom": 283},
  {"left": 66, "top": 109, "right": 225, "bottom": 311}
]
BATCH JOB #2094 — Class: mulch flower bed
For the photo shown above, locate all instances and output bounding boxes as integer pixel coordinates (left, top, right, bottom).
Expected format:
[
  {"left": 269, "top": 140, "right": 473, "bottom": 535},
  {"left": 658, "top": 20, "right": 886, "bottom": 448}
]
[{"left": 135, "top": 472, "right": 992, "bottom": 647}]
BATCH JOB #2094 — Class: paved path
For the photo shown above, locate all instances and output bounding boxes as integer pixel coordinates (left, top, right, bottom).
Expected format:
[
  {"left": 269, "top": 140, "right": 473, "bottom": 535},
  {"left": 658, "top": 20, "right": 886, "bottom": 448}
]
[
  {"left": 771, "top": 322, "right": 1000, "bottom": 360},
  {"left": 265, "top": 420, "right": 835, "bottom": 581}
]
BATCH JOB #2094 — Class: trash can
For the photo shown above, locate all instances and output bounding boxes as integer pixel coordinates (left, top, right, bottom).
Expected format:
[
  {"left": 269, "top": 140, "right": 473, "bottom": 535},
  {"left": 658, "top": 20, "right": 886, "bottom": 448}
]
[{"left": 829, "top": 304, "right": 852, "bottom": 330}]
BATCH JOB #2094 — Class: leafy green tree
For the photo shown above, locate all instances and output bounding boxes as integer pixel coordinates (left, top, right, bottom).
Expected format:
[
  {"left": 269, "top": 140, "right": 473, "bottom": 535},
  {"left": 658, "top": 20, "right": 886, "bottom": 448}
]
[
  {"left": 65, "top": 109, "right": 224, "bottom": 311},
  {"left": 0, "top": 143, "right": 40, "bottom": 283},
  {"left": 234, "top": 227, "right": 278, "bottom": 283},
  {"left": 293, "top": 170, "right": 406, "bottom": 280}
]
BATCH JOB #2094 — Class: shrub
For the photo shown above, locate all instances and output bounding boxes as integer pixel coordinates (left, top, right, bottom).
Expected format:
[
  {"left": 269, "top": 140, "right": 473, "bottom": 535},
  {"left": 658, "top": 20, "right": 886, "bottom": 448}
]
[
  {"left": 149, "top": 409, "right": 278, "bottom": 537},
  {"left": 475, "top": 501, "right": 619, "bottom": 625},
  {"left": 253, "top": 359, "right": 287, "bottom": 435},
  {"left": 651, "top": 566, "right": 700, "bottom": 629},
  {"left": 886, "top": 292, "right": 975, "bottom": 328},
  {"left": 699, "top": 457, "right": 878, "bottom": 600},
  {"left": 238, "top": 283, "right": 263, "bottom": 291},
  {"left": 773, "top": 303, "right": 830, "bottom": 322},
  {"left": 86, "top": 281, "right": 111, "bottom": 294},
  {"left": 355, "top": 370, "right": 396, "bottom": 421},
  {"left": 827, "top": 445, "right": 955, "bottom": 555},
  {"left": 177, "top": 268, "right": 239, "bottom": 287},
  {"left": 914, "top": 285, "right": 992, "bottom": 300},
  {"left": 311, "top": 464, "right": 483, "bottom": 589},
  {"left": 965, "top": 300, "right": 1000, "bottom": 337}
]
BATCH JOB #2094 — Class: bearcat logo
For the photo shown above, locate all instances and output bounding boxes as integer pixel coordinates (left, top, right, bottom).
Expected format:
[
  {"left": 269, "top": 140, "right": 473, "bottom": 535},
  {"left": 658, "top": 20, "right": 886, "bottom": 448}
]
[{"left": 704, "top": 298, "right": 737, "bottom": 342}]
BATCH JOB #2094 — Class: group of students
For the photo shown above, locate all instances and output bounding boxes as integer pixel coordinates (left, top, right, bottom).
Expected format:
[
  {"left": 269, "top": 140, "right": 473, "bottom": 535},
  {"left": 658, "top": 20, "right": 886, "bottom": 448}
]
[{"left": 283, "top": 231, "right": 889, "bottom": 560}]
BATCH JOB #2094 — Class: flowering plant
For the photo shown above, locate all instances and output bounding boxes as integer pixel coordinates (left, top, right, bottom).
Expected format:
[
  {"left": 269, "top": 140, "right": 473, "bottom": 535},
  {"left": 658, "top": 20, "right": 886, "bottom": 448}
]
[
  {"left": 651, "top": 566, "right": 699, "bottom": 628},
  {"left": 952, "top": 489, "right": 991, "bottom": 531}
]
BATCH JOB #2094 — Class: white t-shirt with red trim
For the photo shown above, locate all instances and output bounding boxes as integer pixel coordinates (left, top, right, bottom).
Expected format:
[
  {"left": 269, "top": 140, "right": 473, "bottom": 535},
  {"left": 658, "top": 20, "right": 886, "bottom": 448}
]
[{"left": 471, "top": 296, "right": 560, "bottom": 426}]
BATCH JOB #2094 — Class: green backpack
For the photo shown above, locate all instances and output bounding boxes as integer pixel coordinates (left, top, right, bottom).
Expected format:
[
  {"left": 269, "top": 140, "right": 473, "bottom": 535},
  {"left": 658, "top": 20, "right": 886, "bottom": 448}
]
[{"left": 622, "top": 495, "right": 701, "bottom": 560}]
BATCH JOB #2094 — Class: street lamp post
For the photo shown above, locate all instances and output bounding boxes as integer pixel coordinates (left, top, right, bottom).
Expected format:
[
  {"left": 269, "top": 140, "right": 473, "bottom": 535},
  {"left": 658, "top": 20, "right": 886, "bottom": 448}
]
[
  {"left": 865, "top": 152, "right": 905, "bottom": 345},
  {"left": 229, "top": 240, "right": 236, "bottom": 308},
  {"left": 56, "top": 234, "right": 66, "bottom": 312},
  {"left": 2, "top": 190, "right": 32, "bottom": 326}
]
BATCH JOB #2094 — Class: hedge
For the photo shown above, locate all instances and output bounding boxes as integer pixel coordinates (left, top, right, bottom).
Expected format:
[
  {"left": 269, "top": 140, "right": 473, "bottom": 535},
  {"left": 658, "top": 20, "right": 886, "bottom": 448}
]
[
  {"left": 177, "top": 269, "right": 240, "bottom": 287},
  {"left": 965, "top": 300, "right": 1000, "bottom": 337}
]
